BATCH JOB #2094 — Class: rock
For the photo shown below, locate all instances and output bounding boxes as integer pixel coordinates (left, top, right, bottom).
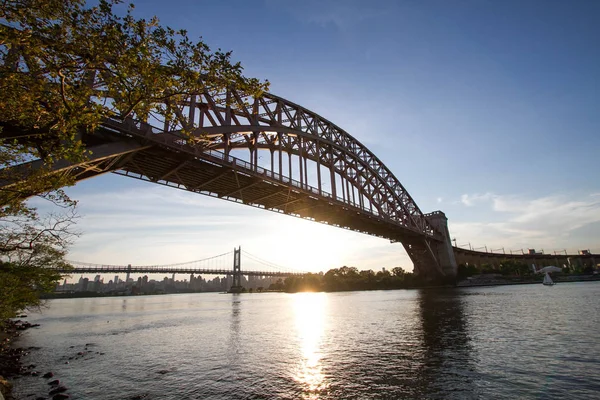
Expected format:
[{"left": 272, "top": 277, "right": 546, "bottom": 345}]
[
  {"left": 0, "top": 376, "right": 13, "bottom": 398},
  {"left": 52, "top": 394, "right": 69, "bottom": 400},
  {"left": 31, "top": 371, "right": 39, "bottom": 377},
  {"left": 48, "top": 380, "right": 60, "bottom": 386},
  {"left": 48, "top": 386, "right": 67, "bottom": 395},
  {"left": 35, "top": 397, "right": 46, "bottom": 400},
  {"left": 42, "top": 372, "right": 54, "bottom": 379},
  {"left": 76, "top": 352, "right": 83, "bottom": 356}
]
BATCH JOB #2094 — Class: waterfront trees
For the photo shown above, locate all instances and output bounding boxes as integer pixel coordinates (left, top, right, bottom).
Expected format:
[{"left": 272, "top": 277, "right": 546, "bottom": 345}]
[
  {"left": 1, "top": 0, "right": 268, "bottom": 205},
  {"left": 282, "top": 266, "right": 420, "bottom": 292}
]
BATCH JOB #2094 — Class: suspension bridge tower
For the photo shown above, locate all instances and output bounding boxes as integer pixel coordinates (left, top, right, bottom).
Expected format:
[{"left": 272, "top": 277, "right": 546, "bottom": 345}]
[{"left": 229, "top": 246, "right": 243, "bottom": 293}]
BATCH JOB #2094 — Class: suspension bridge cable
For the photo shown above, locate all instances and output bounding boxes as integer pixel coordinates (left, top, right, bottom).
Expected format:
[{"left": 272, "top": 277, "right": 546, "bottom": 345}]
[
  {"left": 241, "top": 251, "right": 287, "bottom": 270},
  {"left": 241, "top": 250, "right": 306, "bottom": 273},
  {"left": 67, "top": 250, "right": 233, "bottom": 269}
]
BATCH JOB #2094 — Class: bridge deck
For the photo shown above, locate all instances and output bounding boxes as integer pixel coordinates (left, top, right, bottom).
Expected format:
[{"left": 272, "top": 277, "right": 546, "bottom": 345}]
[
  {"left": 60, "top": 266, "right": 300, "bottom": 277},
  {"left": 92, "top": 120, "right": 429, "bottom": 243}
]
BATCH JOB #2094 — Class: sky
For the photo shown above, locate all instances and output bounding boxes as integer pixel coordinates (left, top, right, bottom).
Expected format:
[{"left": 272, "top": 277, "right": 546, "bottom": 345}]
[{"left": 37, "top": 0, "right": 600, "bottom": 273}]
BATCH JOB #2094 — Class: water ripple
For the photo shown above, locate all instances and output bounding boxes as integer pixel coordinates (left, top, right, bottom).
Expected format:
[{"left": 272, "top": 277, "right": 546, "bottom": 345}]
[{"left": 12, "top": 283, "right": 600, "bottom": 399}]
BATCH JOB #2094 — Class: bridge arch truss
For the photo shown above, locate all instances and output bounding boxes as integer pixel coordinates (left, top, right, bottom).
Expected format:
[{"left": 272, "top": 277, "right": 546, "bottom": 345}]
[{"left": 3, "top": 88, "right": 457, "bottom": 278}]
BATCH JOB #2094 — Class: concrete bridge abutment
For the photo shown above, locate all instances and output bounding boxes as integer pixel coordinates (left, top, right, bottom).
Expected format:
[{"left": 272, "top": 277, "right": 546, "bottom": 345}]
[
  {"left": 424, "top": 211, "right": 458, "bottom": 279},
  {"left": 403, "top": 211, "right": 457, "bottom": 282}
]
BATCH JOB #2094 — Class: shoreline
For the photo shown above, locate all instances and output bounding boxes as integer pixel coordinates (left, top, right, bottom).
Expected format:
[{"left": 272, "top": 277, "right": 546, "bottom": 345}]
[
  {"left": 456, "top": 274, "right": 600, "bottom": 288},
  {"left": 0, "top": 318, "right": 41, "bottom": 400},
  {"left": 38, "top": 274, "right": 600, "bottom": 299},
  {"left": 50, "top": 274, "right": 600, "bottom": 300},
  {"left": 0, "top": 319, "right": 65, "bottom": 400}
]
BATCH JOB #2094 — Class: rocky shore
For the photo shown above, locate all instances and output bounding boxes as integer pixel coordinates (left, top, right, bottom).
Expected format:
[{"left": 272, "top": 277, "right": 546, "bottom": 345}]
[
  {"left": 0, "top": 318, "right": 71, "bottom": 400},
  {"left": 1, "top": 317, "right": 36, "bottom": 400}
]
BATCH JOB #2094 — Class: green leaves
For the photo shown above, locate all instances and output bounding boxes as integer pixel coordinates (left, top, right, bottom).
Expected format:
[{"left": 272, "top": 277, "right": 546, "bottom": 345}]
[
  {"left": 0, "top": 257, "right": 69, "bottom": 320},
  {"left": 1, "top": 0, "right": 268, "bottom": 201}
]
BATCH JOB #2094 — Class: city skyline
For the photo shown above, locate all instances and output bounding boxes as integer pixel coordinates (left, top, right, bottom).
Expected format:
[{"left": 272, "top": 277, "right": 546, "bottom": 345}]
[{"left": 32, "top": 0, "right": 599, "bottom": 273}]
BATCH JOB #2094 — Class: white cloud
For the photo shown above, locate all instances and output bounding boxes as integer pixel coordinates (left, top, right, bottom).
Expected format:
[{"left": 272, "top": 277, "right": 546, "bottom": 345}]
[
  {"left": 451, "top": 192, "right": 600, "bottom": 252},
  {"left": 34, "top": 178, "right": 600, "bottom": 278},
  {"left": 459, "top": 192, "right": 495, "bottom": 207},
  {"left": 49, "top": 180, "right": 412, "bottom": 273}
]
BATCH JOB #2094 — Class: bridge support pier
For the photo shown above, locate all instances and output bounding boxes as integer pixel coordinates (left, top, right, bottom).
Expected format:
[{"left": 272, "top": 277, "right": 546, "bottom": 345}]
[
  {"left": 404, "top": 211, "right": 457, "bottom": 282},
  {"left": 229, "top": 246, "right": 243, "bottom": 293}
]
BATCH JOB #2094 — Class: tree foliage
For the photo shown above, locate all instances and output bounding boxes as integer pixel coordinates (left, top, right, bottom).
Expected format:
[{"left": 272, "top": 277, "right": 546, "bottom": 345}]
[
  {"left": 0, "top": 0, "right": 268, "bottom": 206},
  {"left": 0, "top": 207, "right": 77, "bottom": 321},
  {"left": 0, "top": 251, "right": 68, "bottom": 321},
  {"left": 0, "top": 0, "right": 267, "bottom": 318},
  {"left": 276, "top": 266, "right": 419, "bottom": 293}
]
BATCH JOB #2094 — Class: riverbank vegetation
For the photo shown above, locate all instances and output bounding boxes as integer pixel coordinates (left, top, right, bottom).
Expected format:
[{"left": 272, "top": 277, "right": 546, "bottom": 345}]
[
  {"left": 270, "top": 260, "right": 598, "bottom": 293},
  {"left": 268, "top": 266, "right": 422, "bottom": 292}
]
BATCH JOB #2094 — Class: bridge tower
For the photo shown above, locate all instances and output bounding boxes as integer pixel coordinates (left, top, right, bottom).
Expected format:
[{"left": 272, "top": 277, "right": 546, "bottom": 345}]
[
  {"left": 425, "top": 211, "right": 458, "bottom": 278},
  {"left": 229, "top": 246, "right": 243, "bottom": 293},
  {"left": 404, "top": 211, "right": 457, "bottom": 282}
]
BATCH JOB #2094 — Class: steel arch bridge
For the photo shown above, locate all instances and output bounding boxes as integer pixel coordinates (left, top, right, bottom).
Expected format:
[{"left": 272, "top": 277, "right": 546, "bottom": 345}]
[{"left": 2, "top": 89, "right": 457, "bottom": 280}]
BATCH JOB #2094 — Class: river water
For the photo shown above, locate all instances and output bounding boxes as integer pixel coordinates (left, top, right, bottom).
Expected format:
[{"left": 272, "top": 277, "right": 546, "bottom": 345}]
[{"left": 13, "top": 282, "right": 600, "bottom": 399}]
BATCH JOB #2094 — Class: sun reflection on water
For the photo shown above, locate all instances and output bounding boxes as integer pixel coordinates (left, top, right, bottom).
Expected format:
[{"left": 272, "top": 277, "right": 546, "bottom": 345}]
[{"left": 293, "top": 292, "right": 328, "bottom": 399}]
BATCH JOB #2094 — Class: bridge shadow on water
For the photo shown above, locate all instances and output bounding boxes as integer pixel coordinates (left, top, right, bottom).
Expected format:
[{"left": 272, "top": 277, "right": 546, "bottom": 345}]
[
  {"left": 315, "top": 289, "right": 481, "bottom": 399},
  {"left": 413, "top": 289, "right": 481, "bottom": 399}
]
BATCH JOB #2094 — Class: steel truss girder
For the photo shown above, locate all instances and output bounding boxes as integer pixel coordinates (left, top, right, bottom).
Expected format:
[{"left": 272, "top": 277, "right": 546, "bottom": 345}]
[
  {"left": 207, "top": 129, "right": 409, "bottom": 227},
  {"left": 101, "top": 92, "right": 443, "bottom": 244},
  {"left": 183, "top": 98, "right": 436, "bottom": 237},
  {"left": 0, "top": 141, "right": 149, "bottom": 192},
  {"left": 101, "top": 137, "right": 413, "bottom": 243}
]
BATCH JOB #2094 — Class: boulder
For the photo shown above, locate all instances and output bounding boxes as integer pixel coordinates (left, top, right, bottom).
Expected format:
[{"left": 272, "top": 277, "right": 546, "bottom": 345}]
[{"left": 48, "top": 386, "right": 67, "bottom": 395}]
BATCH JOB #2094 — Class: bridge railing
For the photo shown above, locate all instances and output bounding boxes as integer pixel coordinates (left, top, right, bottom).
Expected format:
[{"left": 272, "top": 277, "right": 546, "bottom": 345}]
[
  {"left": 105, "top": 116, "right": 384, "bottom": 218},
  {"left": 202, "top": 148, "right": 387, "bottom": 218},
  {"left": 57, "top": 266, "right": 303, "bottom": 277}
]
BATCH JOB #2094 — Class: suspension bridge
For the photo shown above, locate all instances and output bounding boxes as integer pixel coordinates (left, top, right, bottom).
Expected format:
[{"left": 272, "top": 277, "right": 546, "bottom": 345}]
[{"left": 62, "top": 247, "right": 305, "bottom": 292}]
